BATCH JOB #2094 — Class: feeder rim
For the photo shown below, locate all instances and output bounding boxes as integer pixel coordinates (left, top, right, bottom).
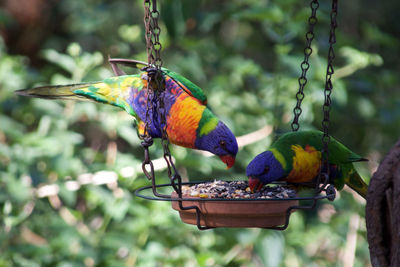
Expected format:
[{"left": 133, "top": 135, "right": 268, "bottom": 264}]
[{"left": 134, "top": 181, "right": 335, "bottom": 202}]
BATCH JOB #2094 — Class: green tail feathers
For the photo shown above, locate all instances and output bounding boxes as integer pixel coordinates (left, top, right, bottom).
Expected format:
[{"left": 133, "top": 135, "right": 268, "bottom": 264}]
[
  {"left": 15, "top": 83, "right": 93, "bottom": 101},
  {"left": 16, "top": 79, "right": 136, "bottom": 117},
  {"left": 345, "top": 170, "right": 369, "bottom": 199}
]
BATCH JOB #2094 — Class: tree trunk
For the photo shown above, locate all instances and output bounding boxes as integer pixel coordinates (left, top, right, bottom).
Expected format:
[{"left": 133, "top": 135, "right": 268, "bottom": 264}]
[{"left": 366, "top": 138, "right": 400, "bottom": 267}]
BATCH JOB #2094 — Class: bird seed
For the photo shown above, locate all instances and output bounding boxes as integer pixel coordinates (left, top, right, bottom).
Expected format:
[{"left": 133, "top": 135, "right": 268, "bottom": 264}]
[{"left": 180, "top": 180, "right": 297, "bottom": 199}]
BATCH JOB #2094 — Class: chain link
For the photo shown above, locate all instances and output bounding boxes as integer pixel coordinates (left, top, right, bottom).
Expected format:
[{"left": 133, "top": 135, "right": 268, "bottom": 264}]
[
  {"left": 143, "top": 0, "right": 162, "bottom": 138},
  {"left": 141, "top": 136, "right": 155, "bottom": 180},
  {"left": 144, "top": 0, "right": 162, "bottom": 69},
  {"left": 141, "top": 0, "right": 156, "bottom": 181},
  {"left": 320, "top": 0, "right": 338, "bottom": 175},
  {"left": 289, "top": 0, "right": 338, "bottom": 191},
  {"left": 142, "top": 0, "right": 181, "bottom": 188},
  {"left": 291, "top": 0, "right": 319, "bottom": 131}
]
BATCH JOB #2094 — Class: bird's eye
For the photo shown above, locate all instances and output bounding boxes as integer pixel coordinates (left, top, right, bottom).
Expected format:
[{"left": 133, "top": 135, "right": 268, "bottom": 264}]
[
  {"left": 263, "top": 166, "right": 270, "bottom": 174},
  {"left": 219, "top": 140, "right": 226, "bottom": 148}
]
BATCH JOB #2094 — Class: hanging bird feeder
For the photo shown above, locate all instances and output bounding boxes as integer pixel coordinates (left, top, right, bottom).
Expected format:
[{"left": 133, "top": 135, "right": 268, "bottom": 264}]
[{"left": 116, "top": 0, "right": 338, "bottom": 230}]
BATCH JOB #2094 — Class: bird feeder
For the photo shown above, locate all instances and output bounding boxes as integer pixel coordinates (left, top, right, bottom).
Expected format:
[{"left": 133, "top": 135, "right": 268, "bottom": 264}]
[{"left": 118, "top": 0, "right": 338, "bottom": 230}]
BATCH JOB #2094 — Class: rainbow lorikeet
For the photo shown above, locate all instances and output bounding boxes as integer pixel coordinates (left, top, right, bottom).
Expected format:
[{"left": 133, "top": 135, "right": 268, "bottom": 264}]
[
  {"left": 16, "top": 65, "right": 238, "bottom": 168},
  {"left": 246, "top": 130, "right": 369, "bottom": 198}
]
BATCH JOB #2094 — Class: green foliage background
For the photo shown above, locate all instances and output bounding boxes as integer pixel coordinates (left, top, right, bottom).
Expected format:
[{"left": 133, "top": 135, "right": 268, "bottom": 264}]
[{"left": 0, "top": 0, "right": 399, "bottom": 266}]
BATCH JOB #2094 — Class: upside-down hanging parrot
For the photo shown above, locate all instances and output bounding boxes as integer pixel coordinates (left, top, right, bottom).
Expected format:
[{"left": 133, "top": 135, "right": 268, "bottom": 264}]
[
  {"left": 16, "top": 63, "right": 238, "bottom": 168},
  {"left": 246, "top": 130, "right": 369, "bottom": 198}
]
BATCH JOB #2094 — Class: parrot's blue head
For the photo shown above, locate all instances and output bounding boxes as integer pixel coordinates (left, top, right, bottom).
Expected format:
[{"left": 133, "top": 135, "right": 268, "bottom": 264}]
[
  {"left": 246, "top": 150, "right": 285, "bottom": 192},
  {"left": 195, "top": 120, "right": 238, "bottom": 169}
]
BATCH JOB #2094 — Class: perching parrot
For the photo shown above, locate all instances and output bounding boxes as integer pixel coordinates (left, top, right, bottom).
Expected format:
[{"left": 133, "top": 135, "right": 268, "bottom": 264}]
[
  {"left": 246, "top": 130, "right": 369, "bottom": 198},
  {"left": 16, "top": 62, "right": 238, "bottom": 168}
]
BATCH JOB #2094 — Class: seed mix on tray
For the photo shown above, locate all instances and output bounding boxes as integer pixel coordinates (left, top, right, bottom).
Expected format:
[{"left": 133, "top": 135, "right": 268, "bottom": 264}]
[{"left": 180, "top": 180, "right": 297, "bottom": 199}]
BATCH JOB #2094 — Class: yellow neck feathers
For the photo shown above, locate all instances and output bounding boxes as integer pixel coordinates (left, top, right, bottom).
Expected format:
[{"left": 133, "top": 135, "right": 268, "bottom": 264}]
[{"left": 286, "top": 144, "right": 322, "bottom": 183}]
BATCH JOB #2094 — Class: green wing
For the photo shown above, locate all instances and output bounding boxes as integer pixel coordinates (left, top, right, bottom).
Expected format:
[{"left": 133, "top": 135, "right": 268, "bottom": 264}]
[
  {"left": 105, "top": 62, "right": 208, "bottom": 104},
  {"left": 272, "top": 130, "right": 368, "bottom": 198},
  {"left": 273, "top": 130, "right": 367, "bottom": 164},
  {"left": 162, "top": 68, "right": 207, "bottom": 105}
]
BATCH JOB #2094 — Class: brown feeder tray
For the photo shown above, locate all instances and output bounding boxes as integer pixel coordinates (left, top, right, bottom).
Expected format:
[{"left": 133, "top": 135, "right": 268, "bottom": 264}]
[
  {"left": 171, "top": 191, "right": 299, "bottom": 228},
  {"left": 135, "top": 181, "right": 335, "bottom": 229}
]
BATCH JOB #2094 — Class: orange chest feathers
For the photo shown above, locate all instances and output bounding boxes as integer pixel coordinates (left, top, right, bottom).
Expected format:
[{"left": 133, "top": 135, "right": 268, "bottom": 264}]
[{"left": 286, "top": 144, "right": 322, "bottom": 183}]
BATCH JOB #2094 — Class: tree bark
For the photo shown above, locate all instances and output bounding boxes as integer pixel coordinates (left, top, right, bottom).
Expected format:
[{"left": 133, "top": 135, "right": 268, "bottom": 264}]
[{"left": 366, "top": 138, "right": 400, "bottom": 267}]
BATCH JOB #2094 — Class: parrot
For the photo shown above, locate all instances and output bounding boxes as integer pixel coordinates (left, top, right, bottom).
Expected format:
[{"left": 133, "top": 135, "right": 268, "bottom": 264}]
[
  {"left": 16, "top": 62, "right": 238, "bottom": 168},
  {"left": 246, "top": 130, "right": 369, "bottom": 198}
]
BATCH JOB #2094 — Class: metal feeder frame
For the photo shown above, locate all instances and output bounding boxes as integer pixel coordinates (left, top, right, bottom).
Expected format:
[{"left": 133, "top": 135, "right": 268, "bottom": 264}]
[
  {"left": 111, "top": 0, "right": 339, "bottom": 230},
  {"left": 134, "top": 178, "right": 337, "bottom": 230}
]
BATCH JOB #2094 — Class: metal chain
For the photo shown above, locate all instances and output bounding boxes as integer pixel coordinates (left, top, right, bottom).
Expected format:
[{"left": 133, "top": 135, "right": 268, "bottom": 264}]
[
  {"left": 144, "top": 0, "right": 162, "bottom": 69},
  {"left": 320, "top": 0, "right": 338, "bottom": 176},
  {"left": 141, "top": 0, "right": 157, "bottom": 180},
  {"left": 291, "top": 0, "right": 319, "bottom": 131},
  {"left": 142, "top": 0, "right": 163, "bottom": 137},
  {"left": 142, "top": 0, "right": 181, "bottom": 191},
  {"left": 158, "top": 75, "right": 182, "bottom": 192}
]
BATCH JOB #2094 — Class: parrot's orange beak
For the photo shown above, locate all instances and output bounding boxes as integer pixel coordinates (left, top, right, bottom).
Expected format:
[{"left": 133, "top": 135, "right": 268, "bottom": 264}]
[
  {"left": 219, "top": 154, "right": 235, "bottom": 169},
  {"left": 248, "top": 176, "right": 264, "bottom": 193}
]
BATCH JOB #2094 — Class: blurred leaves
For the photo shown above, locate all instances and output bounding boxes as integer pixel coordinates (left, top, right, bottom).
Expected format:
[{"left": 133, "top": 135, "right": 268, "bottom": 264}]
[
  {"left": 0, "top": 0, "right": 398, "bottom": 266},
  {"left": 42, "top": 42, "right": 104, "bottom": 83},
  {"left": 255, "top": 232, "right": 284, "bottom": 267},
  {"left": 335, "top": 47, "right": 383, "bottom": 79}
]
